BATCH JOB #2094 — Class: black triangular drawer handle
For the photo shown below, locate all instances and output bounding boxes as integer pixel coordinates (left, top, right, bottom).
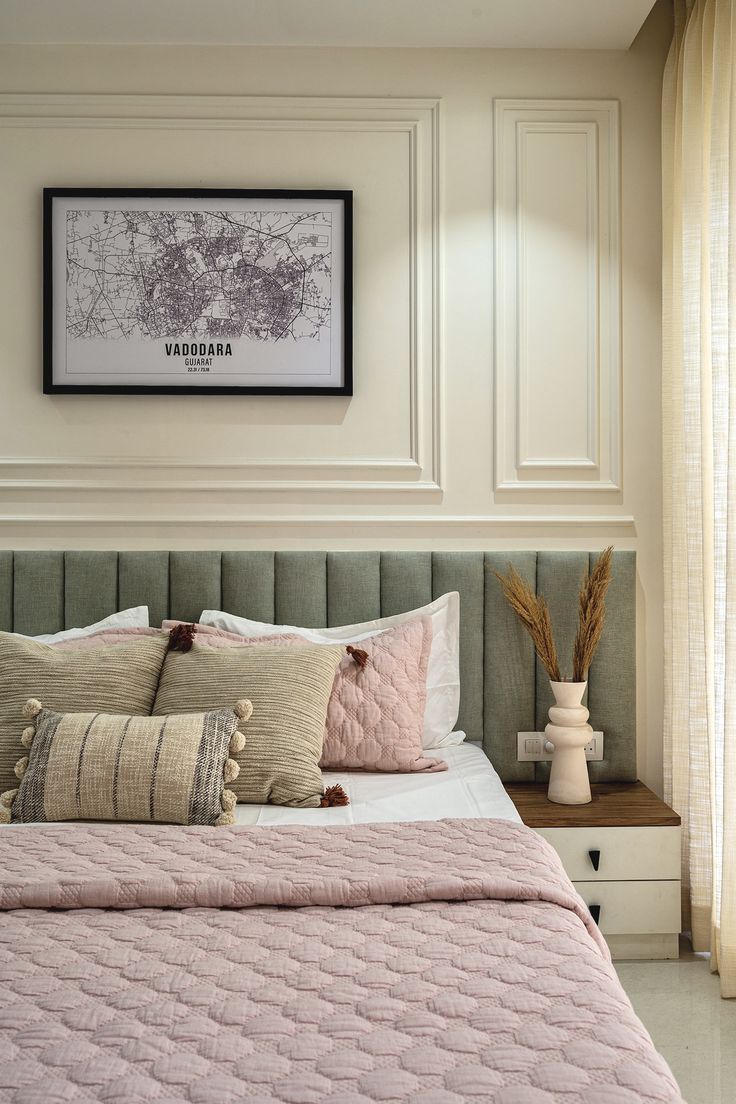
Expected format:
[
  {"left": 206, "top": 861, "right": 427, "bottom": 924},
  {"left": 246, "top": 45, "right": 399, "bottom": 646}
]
[
  {"left": 589, "top": 904, "right": 601, "bottom": 925},
  {"left": 588, "top": 849, "right": 601, "bottom": 871}
]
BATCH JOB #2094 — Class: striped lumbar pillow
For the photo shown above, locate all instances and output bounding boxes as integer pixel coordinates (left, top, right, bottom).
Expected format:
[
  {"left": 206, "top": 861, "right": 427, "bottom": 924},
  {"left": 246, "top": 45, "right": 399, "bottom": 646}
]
[
  {"left": 2, "top": 697, "right": 252, "bottom": 826},
  {"left": 152, "top": 642, "right": 345, "bottom": 808}
]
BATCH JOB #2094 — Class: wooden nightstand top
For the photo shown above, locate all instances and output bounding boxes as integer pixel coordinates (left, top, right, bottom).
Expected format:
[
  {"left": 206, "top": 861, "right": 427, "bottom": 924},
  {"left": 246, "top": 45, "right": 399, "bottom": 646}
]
[{"left": 504, "top": 781, "right": 681, "bottom": 828}]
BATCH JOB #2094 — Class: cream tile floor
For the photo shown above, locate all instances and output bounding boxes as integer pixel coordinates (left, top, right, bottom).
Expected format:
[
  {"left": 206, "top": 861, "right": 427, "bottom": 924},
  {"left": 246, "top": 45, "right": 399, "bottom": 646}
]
[{"left": 616, "top": 944, "right": 736, "bottom": 1104}]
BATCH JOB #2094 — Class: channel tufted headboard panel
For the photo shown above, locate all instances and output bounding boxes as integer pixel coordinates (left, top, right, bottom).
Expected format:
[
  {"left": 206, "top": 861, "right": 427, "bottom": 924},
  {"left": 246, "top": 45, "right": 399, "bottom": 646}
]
[{"left": 0, "top": 550, "right": 636, "bottom": 783}]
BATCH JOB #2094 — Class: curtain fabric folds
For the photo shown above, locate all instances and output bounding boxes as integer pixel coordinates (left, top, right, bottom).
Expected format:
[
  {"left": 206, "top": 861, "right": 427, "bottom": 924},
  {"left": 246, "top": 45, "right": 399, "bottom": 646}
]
[{"left": 663, "top": 0, "right": 736, "bottom": 997}]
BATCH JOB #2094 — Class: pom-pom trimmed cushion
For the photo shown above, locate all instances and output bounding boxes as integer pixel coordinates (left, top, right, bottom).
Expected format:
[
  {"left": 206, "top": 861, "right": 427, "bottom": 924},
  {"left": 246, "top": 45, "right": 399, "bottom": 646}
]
[
  {"left": 0, "top": 632, "right": 169, "bottom": 792},
  {"left": 5, "top": 698, "right": 252, "bottom": 826},
  {"left": 153, "top": 643, "right": 344, "bottom": 807}
]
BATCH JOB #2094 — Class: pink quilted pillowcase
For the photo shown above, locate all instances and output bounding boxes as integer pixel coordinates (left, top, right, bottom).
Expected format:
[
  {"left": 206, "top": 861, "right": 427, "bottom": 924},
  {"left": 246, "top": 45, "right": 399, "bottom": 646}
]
[
  {"left": 321, "top": 616, "right": 446, "bottom": 773},
  {"left": 163, "top": 618, "right": 446, "bottom": 774}
]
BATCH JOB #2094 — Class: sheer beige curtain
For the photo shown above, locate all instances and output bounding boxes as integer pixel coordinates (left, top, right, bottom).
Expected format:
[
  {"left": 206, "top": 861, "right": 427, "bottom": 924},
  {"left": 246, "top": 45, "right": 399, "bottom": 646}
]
[{"left": 663, "top": 0, "right": 736, "bottom": 997}]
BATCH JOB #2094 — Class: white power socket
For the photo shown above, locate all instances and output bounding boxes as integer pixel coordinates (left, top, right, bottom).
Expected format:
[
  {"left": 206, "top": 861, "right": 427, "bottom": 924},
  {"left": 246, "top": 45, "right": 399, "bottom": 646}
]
[{"left": 517, "top": 731, "right": 604, "bottom": 762}]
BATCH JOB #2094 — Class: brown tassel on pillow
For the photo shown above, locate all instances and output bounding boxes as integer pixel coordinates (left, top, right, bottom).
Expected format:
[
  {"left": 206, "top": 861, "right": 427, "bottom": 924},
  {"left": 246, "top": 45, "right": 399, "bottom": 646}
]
[
  {"left": 320, "top": 784, "right": 350, "bottom": 808},
  {"left": 346, "top": 645, "right": 369, "bottom": 670},
  {"left": 168, "top": 623, "right": 196, "bottom": 653}
]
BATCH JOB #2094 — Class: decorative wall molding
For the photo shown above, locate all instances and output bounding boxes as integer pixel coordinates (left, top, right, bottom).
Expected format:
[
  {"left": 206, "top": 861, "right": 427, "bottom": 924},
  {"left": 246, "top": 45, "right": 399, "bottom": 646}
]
[
  {"left": 494, "top": 99, "right": 621, "bottom": 492},
  {"left": 0, "top": 513, "right": 636, "bottom": 532},
  {"left": 0, "top": 93, "right": 442, "bottom": 493},
  {"left": 0, "top": 457, "right": 440, "bottom": 494}
]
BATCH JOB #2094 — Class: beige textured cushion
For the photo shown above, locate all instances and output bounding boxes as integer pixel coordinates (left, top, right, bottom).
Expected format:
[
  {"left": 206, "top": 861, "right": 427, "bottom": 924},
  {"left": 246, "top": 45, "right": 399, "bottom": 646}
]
[
  {"left": 153, "top": 643, "right": 344, "bottom": 807},
  {"left": 6, "top": 698, "right": 251, "bottom": 826},
  {"left": 0, "top": 632, "right": 169, "bottom": 792}
]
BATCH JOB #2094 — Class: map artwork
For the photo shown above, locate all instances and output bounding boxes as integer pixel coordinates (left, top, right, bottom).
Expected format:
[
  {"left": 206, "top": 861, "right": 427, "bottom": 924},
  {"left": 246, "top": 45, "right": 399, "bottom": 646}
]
[
  {"left": 66, "top": 209, "right": 332, "bottom": 355},
  {"left": 45, "top": 192, "right": 351, "bottom": 394}
]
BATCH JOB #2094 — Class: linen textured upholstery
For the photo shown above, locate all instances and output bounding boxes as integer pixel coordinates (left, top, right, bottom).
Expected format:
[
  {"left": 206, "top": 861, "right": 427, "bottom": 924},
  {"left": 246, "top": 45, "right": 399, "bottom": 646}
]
[{"left": 0, "top": 550, "right": 637, "bottom": 782}]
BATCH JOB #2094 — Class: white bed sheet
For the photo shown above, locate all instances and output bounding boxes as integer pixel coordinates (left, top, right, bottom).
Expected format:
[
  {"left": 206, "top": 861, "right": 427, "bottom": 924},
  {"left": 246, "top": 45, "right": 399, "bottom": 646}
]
[
  {"left": 235, "top": 740, "right": 522, "bottom": 826},
  {"left": 5, "top": 739, "right": 521, "bottom": 828}
]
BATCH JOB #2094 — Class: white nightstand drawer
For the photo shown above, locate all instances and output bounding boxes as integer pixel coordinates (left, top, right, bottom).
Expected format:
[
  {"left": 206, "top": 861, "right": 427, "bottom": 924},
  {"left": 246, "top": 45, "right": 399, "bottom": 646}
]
[
  {"left": 574, "top": 879, "right": 681, "bottom": 936},
  {"left": 536, "top": 826, "right": 681, "bottom": 881}
]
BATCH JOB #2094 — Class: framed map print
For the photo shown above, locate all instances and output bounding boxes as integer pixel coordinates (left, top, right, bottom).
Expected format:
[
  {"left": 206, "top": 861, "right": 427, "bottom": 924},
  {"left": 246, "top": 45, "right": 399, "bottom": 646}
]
[{"left": 43, "top": 188, "right": 352, "bottom": 395}]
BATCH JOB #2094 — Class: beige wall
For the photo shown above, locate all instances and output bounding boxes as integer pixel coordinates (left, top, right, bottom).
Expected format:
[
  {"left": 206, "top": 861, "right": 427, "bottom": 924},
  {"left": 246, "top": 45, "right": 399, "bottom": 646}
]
[{"left": 0, "top": 3, "right": 672, "bottom": 790}]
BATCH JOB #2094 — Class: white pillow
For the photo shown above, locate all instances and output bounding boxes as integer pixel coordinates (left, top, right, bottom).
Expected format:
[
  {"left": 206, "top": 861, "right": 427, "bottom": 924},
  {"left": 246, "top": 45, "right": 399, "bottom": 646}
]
[
  {"left": 13, "top": 606, "right": 150, "bottom": 644},
  {"left": 201, "top": 592, "right": 463, "bottom": 750}
]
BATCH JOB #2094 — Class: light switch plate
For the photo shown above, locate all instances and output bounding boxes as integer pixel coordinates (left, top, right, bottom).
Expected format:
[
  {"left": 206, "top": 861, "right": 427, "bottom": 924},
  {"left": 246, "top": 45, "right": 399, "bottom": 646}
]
[{"left": 517, "top": 732, "right": 604, "bottom": 762}]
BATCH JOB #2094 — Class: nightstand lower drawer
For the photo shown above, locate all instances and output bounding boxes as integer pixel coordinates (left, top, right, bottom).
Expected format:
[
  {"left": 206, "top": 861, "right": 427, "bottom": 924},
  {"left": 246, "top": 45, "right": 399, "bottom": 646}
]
[
  {"left": 537, "top": 826, "right": 681, "bottom": 881},
  {"left": 574, "top": 879, "right": 681, "bottom": 936}
]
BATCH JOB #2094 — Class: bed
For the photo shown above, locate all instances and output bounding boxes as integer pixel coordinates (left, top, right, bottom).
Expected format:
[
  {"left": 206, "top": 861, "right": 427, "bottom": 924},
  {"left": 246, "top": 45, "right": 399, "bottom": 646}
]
[{"left": 0, "top": 551, "right": 683, "bottom": 1103}]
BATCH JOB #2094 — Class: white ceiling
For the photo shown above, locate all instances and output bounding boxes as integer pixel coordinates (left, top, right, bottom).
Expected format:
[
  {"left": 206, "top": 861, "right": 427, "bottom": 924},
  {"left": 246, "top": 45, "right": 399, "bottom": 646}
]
[{"left": 0, "top": 0, "right": 658, "bottom": 50}]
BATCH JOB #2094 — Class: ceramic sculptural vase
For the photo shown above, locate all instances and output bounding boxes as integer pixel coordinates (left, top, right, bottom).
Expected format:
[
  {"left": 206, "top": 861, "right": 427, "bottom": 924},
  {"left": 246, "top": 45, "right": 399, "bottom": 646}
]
[{"left": 545, "top": 681, "right": 592, "bottom": 805}]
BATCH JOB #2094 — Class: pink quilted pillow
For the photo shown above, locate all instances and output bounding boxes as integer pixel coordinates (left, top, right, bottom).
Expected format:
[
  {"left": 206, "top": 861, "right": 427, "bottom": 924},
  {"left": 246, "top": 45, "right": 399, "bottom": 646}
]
[
  {"left": 321, "top": 617, "right": 445, "bottom": 773},
  {"left": 163, "top": 619, "right": 446, "bottom": 774}
]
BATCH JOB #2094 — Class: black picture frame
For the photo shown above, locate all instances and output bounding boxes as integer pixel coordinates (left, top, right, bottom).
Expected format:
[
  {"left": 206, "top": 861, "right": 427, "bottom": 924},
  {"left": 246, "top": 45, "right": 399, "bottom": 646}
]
[{"left": 43, "top": 187, "right": 353, "bottom": 396}]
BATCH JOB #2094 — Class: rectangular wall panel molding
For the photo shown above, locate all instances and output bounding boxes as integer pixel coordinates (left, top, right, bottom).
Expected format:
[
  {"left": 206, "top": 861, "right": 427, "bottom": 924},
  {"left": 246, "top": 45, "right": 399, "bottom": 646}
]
[
  {"left": 0, "top": 93, "right": 442, "bottom": 500},
  {"left": 494, "top": 99, "right": 621, "bottom": 492}
]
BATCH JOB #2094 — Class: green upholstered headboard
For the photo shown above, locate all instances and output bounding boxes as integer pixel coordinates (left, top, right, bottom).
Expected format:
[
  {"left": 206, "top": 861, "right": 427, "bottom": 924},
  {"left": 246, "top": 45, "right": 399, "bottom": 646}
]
[{"left": 0, "top": 550, "right": 636, "bottom": 783}]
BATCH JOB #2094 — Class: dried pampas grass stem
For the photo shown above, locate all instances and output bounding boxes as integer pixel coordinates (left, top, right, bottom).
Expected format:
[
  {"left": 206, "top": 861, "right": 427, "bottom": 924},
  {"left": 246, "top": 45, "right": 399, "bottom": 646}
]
[
  {"left": 496, "top": 546, "right": 614, "bottom": 685},
  {"left": 572, "top": 546, "right": 613, "bottom": 682},
  {"left": 494, "top": 565, "right": 562, "bottom": 682}
]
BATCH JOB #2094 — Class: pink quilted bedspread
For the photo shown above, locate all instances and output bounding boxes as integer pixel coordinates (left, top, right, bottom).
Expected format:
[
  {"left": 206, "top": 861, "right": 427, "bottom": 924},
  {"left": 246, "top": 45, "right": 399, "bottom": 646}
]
[{"left": 0, "top": 818, "right": 683, "bottom": 1104}]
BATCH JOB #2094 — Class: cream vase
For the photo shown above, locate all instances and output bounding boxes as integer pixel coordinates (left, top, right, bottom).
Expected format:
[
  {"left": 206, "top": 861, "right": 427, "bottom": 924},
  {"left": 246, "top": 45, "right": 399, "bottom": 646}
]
[{"left": 545, "top": 680, "right": 592, "bottom": 805}]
